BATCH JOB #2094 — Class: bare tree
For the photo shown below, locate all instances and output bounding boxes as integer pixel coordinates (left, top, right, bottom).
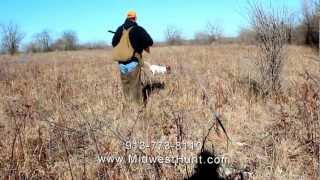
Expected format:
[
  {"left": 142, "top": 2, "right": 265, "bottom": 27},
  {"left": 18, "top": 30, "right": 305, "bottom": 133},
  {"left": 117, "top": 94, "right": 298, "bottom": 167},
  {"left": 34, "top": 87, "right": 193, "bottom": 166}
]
[
  {"left": 62, "top": 31, "right": 78, "bottom": 50},
  {"left": 164, "top": 26, "right": 183, "bottom": 45},
  {"left": 194, "top": 22, "right": 223, "bottom": 44},
  {"left": 301, "top": 0, "right": 319, "bottom": 47},
  {"left": 249, "top": 1, "right": 289, "bottom": 95},
  {"left": 52, "top": 30, "right": 78, "bottom": 51},
  {"left": 282, "top": 13, "right": 296, "bottom": 44},
  {"left": 206, "top": 21, "right": 223, "bottom": 43},
  {"left": 0, "top": 22, "right": 24, "bottom": 55},
  {"left": 34, "top": 30, "right": 52, "bottom": 52}
]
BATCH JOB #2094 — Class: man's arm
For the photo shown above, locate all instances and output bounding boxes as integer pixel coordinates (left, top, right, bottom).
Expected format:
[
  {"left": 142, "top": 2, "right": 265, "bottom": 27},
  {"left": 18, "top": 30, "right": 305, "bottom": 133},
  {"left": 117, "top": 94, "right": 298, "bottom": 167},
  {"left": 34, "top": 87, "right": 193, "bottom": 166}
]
[
  {"left": 112, "top": 26, "right": 123, "bottom": 47},
  {"left": 129, "top": 26, "right": 153, "bottom": 54},
  {"left": 137, "top": 26, "right": 153, "bottom": 50}
]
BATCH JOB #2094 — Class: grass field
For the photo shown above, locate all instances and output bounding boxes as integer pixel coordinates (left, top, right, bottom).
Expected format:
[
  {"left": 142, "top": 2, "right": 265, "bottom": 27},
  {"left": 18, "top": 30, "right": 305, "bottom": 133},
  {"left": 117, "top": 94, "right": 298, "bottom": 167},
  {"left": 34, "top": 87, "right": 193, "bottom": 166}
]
[{"left": 0, "top": 44, "right": 319, "bottom": 179}]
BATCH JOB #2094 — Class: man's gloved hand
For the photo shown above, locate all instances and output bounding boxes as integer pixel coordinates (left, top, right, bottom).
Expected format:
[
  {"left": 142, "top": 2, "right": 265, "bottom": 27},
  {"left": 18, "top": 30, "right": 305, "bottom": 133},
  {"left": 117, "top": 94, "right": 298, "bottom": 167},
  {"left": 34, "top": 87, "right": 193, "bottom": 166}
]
[{"left": 138, "top": 57, "right": 144, "bottom": 66}]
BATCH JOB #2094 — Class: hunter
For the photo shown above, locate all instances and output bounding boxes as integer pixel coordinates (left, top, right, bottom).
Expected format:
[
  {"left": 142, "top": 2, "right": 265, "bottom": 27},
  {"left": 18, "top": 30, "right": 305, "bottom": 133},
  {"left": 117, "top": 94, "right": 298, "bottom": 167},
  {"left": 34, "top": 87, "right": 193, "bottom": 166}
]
[{"left": 112, "top": 11, "right": 153, "bottom": 105}]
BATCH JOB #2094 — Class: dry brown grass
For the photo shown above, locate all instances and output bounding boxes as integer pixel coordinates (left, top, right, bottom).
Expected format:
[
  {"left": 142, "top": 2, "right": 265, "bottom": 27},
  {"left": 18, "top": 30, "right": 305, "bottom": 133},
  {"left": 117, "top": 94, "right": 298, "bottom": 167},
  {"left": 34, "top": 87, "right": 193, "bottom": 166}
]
[{"left": 0, "top": 44, "right": 319, "bottom": 179}]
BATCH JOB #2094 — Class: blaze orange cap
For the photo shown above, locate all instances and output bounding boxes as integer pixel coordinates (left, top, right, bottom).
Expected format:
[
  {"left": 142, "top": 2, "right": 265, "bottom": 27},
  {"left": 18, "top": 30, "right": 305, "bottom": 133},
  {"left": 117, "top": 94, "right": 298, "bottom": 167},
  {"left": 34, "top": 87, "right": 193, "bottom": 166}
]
[{"left": 127, "top": 11, "right": 137, "bottom": 19}]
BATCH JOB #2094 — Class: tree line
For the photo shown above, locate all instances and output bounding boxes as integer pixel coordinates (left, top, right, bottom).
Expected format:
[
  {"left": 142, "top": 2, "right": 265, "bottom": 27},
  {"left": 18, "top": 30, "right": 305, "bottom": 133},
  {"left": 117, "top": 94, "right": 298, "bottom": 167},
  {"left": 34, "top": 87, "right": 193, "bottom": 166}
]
[
  {"left": 0, "top": 0, "right": 318, "bottom": 55},
  {"left": 0, "top": 25, "right": 109, "bottom": 55},
  {"left": 166, "top": 0, "right": 319, "bottom": 47}
]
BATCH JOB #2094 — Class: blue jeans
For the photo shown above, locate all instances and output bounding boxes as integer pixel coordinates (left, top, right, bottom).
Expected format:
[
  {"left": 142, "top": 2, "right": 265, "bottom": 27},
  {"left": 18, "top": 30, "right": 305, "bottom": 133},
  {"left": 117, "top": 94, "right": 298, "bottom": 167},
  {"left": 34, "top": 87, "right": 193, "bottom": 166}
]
[{"left": 119, "top": 61, "right": 139, "bottom": 75}]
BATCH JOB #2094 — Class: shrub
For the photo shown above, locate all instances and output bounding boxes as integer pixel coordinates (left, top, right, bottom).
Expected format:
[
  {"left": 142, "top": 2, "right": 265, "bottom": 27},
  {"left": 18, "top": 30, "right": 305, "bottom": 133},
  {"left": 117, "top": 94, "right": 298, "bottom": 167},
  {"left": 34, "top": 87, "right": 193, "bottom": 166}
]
[{"left": 249, "top": 1, "right": 289, "bottom": 95}]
